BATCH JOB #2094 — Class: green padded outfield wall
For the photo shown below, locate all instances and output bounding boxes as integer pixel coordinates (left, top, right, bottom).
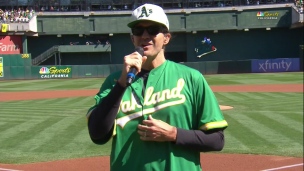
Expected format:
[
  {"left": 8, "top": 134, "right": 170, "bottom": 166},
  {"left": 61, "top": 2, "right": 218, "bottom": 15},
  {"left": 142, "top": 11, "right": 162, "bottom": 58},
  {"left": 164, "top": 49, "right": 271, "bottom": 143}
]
[
  {"left": 0, "top": 54, "right": 32, "bottom": 80},
  {"left": 29, "top": 61, "right": 251, "bottom": 79},
  {"left": 30, "top": 65, "right": 122, "bottom": 79},
  {"left": 0, "top": 59, "right": 279, "bottom": 80}
]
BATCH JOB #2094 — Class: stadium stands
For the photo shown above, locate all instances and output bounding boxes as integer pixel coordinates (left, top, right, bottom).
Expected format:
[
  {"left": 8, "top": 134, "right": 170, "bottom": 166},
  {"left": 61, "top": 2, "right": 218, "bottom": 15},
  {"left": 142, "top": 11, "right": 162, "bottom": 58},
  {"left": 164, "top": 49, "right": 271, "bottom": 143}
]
[{"left": 0, "top": 7, "right": 35, "bottom": 23}]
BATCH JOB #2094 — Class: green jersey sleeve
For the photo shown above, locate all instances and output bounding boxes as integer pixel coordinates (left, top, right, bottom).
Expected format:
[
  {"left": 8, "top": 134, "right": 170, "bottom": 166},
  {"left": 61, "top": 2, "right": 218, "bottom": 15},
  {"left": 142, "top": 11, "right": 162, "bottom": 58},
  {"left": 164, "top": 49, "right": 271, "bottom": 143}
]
[{"left": 194, "top": 74, "right": 228, "bottom": 131}]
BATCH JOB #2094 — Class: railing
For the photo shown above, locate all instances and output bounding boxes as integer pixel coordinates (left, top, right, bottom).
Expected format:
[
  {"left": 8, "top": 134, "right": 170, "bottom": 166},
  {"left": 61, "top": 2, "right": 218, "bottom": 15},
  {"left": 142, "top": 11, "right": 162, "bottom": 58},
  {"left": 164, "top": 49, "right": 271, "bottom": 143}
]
[
  {"left": 32, "top": 45, "right": 59, "bottom": 65},
  {"left": 0, "top": 0, "right": 296, "bottom": 11}
]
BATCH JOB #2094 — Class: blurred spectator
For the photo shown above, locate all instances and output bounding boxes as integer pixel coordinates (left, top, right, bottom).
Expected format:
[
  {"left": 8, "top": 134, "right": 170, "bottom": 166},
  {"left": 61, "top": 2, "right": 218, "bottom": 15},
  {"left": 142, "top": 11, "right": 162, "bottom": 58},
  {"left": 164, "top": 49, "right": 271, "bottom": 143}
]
[
  {"left": 295, "top": 0, "right": 303, "bottom": 13},
  {"left": 86, "top": 41, "right": 94, "bottom": 45}
]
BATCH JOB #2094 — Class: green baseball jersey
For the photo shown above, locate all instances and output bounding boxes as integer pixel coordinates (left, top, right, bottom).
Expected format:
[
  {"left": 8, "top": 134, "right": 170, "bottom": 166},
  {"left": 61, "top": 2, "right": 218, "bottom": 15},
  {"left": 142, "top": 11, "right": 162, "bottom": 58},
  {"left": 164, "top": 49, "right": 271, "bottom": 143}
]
[{"left": 87, "top": 60, "right": 228, "bottom": 171}]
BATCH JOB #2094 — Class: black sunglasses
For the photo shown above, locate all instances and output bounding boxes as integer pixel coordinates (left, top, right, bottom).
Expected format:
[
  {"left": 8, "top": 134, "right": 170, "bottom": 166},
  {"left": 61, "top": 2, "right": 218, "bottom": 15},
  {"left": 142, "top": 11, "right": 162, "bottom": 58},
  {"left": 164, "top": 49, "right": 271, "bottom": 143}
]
[{"left": 131, "top": 25, "right": 167, "bottom": 36}]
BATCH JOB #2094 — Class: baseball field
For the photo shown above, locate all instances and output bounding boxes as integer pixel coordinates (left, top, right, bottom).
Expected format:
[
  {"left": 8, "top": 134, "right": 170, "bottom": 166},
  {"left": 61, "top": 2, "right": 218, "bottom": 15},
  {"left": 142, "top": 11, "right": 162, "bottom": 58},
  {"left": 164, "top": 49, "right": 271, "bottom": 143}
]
[{"left": 0, "top": 72, "right": 303, "bottom": 171}]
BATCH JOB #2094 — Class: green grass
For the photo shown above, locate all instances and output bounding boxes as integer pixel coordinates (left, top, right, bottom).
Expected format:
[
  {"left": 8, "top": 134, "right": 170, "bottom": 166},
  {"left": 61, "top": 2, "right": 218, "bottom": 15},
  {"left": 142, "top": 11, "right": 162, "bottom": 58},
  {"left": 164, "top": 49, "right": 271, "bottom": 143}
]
[
  {"left": 0, "top": 72, "right": 303, "bottom": 164},
  {"left": 0, "top": 72, "right": 302, "bottom": 92},
  {"left": 217, "top": 92, "right": 303, "bottom": 157},
  {"left": 204, "top": 72, "right": 303, "bottom": 85},
  {"left": 0, "top": 97, "right": 111, "bottom": 164},
  {"left": 0, "top": 78, "right": 106, "bottom": 92}
]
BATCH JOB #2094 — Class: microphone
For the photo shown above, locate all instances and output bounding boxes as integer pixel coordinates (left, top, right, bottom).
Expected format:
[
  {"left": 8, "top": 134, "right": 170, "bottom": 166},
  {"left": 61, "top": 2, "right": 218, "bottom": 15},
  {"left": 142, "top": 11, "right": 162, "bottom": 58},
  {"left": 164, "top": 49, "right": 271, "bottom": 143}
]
[{"left": 126, "top": 47, "right": 144, "bottom": 85}]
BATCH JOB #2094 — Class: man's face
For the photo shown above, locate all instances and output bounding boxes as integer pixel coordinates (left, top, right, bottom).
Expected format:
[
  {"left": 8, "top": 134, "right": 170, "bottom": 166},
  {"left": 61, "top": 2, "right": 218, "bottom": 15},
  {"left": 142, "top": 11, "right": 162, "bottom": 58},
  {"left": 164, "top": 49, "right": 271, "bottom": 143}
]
[{"left": 131, "top": 21, "right": 170, "bottom": 58}]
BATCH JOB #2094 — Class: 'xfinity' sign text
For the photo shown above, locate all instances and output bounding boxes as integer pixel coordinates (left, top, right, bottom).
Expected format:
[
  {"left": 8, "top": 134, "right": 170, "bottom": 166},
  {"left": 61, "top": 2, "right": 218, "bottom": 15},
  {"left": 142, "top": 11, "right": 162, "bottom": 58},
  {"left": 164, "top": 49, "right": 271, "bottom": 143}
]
[
  {"left": 251, "top": 58, "right": 300, "bottom": 73},
  {"left": 258, "top": 60, "right": 291, "bottom": 71}
]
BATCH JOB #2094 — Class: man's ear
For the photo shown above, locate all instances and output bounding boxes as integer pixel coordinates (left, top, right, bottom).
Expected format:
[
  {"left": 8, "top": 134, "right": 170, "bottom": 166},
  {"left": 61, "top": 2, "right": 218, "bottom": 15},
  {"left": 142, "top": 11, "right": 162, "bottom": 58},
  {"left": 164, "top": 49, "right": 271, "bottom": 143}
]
[
  {"left": 130, "top": 35, "right": 134, "bottom": 43},
  {"left": 163, "top": 34, "right": 171, "bottom": 45}
]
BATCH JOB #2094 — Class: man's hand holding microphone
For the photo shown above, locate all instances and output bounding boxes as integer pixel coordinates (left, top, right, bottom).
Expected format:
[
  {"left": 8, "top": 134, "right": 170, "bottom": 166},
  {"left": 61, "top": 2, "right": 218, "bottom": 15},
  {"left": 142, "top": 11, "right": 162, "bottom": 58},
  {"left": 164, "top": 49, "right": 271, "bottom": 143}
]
[{"left": 117, "top": 47, "right": 146, "bottom": 87}]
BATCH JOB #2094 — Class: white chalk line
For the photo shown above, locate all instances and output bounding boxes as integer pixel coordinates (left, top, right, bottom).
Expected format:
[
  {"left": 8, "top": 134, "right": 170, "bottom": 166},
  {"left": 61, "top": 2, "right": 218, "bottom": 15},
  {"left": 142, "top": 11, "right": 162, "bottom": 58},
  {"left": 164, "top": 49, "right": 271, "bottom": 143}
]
[
  {"left": 0, "top": 168, "right": 23, "bottom": 171},
  {"left": 261, "top": 163, "right": 303, "bottom": 171}
]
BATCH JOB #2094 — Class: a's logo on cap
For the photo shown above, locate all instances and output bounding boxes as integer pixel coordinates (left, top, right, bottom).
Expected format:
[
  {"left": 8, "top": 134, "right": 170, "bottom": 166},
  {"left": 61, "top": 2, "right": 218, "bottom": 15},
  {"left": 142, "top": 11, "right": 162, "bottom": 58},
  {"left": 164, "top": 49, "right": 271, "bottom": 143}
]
[{"left": 139, "top": 6, "right": 152, "bottom": 18}]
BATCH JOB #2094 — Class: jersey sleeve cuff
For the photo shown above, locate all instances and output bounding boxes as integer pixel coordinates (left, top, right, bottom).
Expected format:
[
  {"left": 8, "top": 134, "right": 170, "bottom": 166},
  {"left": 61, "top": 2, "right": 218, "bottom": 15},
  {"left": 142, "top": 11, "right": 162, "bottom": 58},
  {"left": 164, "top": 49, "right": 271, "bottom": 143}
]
[{"left": 200, "top": 120, "right": 228, "bottom": 131}]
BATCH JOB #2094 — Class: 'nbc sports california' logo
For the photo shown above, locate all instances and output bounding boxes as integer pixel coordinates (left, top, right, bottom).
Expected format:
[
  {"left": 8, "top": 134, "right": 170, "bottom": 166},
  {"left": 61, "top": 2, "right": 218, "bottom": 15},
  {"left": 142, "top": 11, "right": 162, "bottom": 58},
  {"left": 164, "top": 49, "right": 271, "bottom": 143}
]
[
  {"left": 257, "top": 11, "right": 279, "bottom": 20},
  {"left": 256, "top": 11, "right": 264, "bottom": 17},
  {"left": 38, "top": 66, "right": 71, "bottom": 79},
  {"left": 39, "top": 67, "right": 50, "bottom": 74}
]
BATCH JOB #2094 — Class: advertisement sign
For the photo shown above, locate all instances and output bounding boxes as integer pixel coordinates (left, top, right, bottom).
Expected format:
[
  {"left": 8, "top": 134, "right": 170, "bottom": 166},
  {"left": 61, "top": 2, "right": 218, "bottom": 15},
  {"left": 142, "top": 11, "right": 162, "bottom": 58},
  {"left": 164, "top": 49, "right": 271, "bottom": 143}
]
[
  {"left": 257, "top": 11, "right": 279, "bottom": 20},
  {"left": 251, "top": 58, "right": 300, "bottom": 73},
  {"left": 39, "top": 66, "right": 72, "bottom": 79},
  {"left": 195, "top": 37, "right": 217, "bottom": 58},
  {"left": 0, "top": 36, "right": 23, "bottom": 54},
  {"left": 0, "top": 57, "right": 3, "bottom": 77}
]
